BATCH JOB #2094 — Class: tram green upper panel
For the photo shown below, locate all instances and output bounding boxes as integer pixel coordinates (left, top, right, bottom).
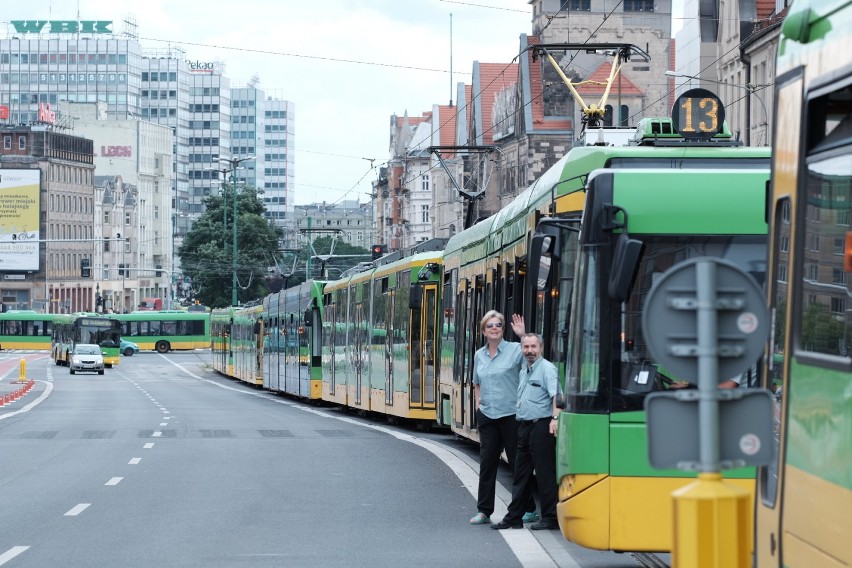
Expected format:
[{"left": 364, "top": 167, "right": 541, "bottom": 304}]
[
  {"left": 780, "top": 0, "right": 851, "bottom": 47},
  {"left": 787, "top": 359, "right": 852, "bottom": 491},
  {"left": 444, "top": 216, "right": 495, "bottom": 267},
  {"left": 606, "top": 169, "right": 770, "bottom": 235}
]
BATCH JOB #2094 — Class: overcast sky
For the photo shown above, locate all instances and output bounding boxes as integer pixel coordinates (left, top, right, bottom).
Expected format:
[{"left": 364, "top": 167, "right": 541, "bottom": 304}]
[{"left": 9, "top": 1, "right": 533, "bottom": 206}]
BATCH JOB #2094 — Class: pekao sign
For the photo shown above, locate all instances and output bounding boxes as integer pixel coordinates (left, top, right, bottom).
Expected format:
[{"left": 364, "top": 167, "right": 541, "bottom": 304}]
[
  {"left": 38, "top": 102, "right": 56, "bottom": 124},
  {"left": 11, "top": 20, "right": 113, "bottom": 34},
  {"left": 187, "top": 60, "right": 216, "bottom": 73}
]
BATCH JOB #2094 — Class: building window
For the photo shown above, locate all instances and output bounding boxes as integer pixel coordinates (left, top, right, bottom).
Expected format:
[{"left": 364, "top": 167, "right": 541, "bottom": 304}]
[
  {"left": 3, "top": 136, "right": 10, "bottom": 149},
  {"left": 624, "top": 0, "right": 654, "bottom": 12},
  {"left": 421, "top": 205, "right": 430, "bottom": 223},
  {"left": 422, "top": 174, "right": 430, "bottom": 192},
  {"left": 18, "top": 136, "right": 26, "bottom": 150}
]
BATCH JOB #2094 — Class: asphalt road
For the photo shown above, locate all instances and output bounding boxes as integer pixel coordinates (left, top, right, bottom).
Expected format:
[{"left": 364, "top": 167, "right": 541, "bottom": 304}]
[{"left": 0, "top": 351, "right": 657, "bottom": 568}]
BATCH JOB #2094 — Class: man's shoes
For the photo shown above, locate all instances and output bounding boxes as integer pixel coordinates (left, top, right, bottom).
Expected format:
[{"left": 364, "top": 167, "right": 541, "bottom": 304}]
[
  {"left": 469, "top": 512, "right": 491, "bottom": 525},
  {"left": 529, "top": 520, "right": 559, "bottom": 530},
  {"left": 521, "top": 511, "right": 540, "bottom": 523},
  {"left": 491, "top": 520, "right": 524, "bottom": 530}
]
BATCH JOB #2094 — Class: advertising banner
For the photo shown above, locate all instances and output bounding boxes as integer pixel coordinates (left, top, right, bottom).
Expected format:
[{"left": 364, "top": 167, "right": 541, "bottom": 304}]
[{"left": 0, "top": 169, "right": 41, "bottom": 271}]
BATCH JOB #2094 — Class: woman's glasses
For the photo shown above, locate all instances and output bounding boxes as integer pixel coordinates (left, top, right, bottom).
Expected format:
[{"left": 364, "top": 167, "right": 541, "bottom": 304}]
[{"left": 485, "top": 322, "right": 503, "bottom": 329}]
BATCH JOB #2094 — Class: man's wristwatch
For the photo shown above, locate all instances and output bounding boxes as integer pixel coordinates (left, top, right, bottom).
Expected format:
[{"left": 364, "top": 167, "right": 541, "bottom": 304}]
[{"left": 552, "top": 416, "right": 559, "bottom": 420}]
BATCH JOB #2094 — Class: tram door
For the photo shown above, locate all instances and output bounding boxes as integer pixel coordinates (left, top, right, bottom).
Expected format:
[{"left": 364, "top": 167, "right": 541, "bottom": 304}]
[
  {"left": 409, "top": 284, "right": 437, "bottom": 410},
  {"left": 384, "top": 291, "right": 395, "bottom": 406},
  {"left": 353, "top": 301, "right": 365, "bottom": 406}
]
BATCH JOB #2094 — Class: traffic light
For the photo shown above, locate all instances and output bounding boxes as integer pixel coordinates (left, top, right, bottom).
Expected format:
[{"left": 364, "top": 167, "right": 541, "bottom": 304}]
[
  {"left": 80, "top": 258, "right": 91, "bottom": 278},
  {"left": 371, "top": 244, "right": 384, "bottom": 260}
]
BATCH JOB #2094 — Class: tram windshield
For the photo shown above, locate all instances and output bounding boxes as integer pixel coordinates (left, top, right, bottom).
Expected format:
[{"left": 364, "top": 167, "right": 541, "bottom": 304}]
[{"left": 566, "top": 234, "right": 767, "bottom": 413}]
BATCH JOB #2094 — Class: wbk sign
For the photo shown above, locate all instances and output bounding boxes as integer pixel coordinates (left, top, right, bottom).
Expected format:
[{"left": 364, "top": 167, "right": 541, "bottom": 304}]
[{"left": 11, "top": 20, "right": 113, "bottom": 34}]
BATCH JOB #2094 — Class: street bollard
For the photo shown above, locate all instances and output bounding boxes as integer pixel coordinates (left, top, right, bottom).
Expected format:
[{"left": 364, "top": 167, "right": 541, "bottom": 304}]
[{"left": 18, "top": 358, "right": 28, "bottom": 383}]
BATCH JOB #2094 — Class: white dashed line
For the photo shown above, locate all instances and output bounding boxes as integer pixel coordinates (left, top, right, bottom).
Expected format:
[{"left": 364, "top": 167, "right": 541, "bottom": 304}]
[
  {"left": 64, "top": 504, "right": 91, "bottom": 516},
  {"left": 152, "top": 431, "right": 162, "bottom": 437},
  {"left": 159, "top": 423, "right": 168, "bottom": 426},
  {"left": 105, "top": 477, "right": 123, "bottom": 486},
  {"left": 0, "top": 546, "right": 29, "bottom": 565},
  {"left": 143, "top": 443, "right": 154, "bottom": 449},
  {"left": 129, "top": 458, "right": 142, "bottom": 465}
]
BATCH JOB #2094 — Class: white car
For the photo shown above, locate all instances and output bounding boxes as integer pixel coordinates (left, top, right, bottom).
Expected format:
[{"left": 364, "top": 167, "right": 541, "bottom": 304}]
[{"left": 69, "top": 344, "right": 105, "bottom": 375}]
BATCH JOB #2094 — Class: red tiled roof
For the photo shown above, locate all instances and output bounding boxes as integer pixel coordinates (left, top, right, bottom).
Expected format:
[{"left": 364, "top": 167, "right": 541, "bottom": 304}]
[
  {"left": 756, "top": 0, "right": 775, "bottom": 19},
  {"left": 396, "top": 114, "right": 429, "bottom": 128},
  {"left": 575, "top": 61, "right": 644, "bottom": 98},
  {"left": 475, "top": 62, "right": 518, "bottom": 144},
  {"left": 437, "top": 104, "right": 457, "bottom": 158},
  {"left": 526, "top": 35, "right": 572, "bottom": 132}
]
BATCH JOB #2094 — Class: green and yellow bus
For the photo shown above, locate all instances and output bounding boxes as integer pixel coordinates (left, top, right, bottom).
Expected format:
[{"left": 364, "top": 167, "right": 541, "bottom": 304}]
[
  {"left": 0, "top": 310, "right": 56, "bottom": 351},
  {"left": 109, "top": 310, "right": 211, "bottom": 353},
  {"left": 52, "top": 313, "right": 122, "bottom": 367},
  {"left": 756, "top": 2, "right": 852, "bottom": 566}
]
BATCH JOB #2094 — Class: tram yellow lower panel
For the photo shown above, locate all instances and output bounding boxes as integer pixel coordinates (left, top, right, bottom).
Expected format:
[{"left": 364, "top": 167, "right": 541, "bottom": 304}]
[
  {"left": 557, "top": 474, "right": 754, "bottom": 552},
  {"left": 781, "top": 466, "right": 852, "bottom": 567}
]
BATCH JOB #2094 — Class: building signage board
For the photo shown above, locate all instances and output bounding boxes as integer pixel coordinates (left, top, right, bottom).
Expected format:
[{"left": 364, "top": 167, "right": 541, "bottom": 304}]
[
  {"left": 0, "top": 169, "right": 41, "bottom": 271},
  {"left": 10, "top": 20, "right": 113, "bottom": 34},
  {"left": 187, "top": 60, "right": 216, "bottom": 73},
  {"left": 38, "top": 102, "right": 56, "bottom": 124},
  {"left": 99, "top": 146, "right": 132, "bottom": 157}
]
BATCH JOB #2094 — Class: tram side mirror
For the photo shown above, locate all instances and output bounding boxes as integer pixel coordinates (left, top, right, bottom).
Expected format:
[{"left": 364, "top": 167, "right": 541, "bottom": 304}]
[
  {"left": 530, "top": 231, "right": 560, "bottom": 291},
  {"left": 608, "top": 233, "right": 644, "bottom": 302},
  {"left": 409, "top": 285, "right": 423, "bottom": 310}
]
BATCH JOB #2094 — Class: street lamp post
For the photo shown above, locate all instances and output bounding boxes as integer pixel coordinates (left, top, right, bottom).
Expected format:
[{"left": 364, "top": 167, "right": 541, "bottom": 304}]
[{"left": 219, "top": 156, "right": 255, "bottom": 306}]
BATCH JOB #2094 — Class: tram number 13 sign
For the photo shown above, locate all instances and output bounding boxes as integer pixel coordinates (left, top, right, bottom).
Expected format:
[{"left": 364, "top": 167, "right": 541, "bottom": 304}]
[{"left": 671, "top": 88, "right": 726, "bottom": 139}]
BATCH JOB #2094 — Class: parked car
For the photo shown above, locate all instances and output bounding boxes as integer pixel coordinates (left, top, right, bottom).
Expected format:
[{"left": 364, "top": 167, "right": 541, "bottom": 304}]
[
  {"left": 69, "top": 344, "right": 105, "bottom": 375},
  {"left": 121, "top": 339, "right": 139, "bottom": 356}
]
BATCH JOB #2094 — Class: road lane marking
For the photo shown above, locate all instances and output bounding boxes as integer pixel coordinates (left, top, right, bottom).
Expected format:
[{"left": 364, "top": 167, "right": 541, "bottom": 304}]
[
  {"left": 143, "top": 443, "right": 154, "bottom": 449},
  {"left": 0, "top": 546, "right": 29, "bottom": 565},
  {"left": 105, "top": 477, "right": 123, "bottom": 486},
  {"left": 129, "top": 458, "right": 142, "bottom": 465},
  {"left": 0, "top": 381, "right": 53, "bottom": 421},
  {"left": 161, "top": 356, "right": 569, "bottom": 568},
  {"left": 152, "top": 431, "right": 162, "bottom": 437},
  {"left": 64, "top": 504, "right": 91, "bottom": 516},
  {"left": 159, "top": 422, "right": 168, "bottom": 426}
]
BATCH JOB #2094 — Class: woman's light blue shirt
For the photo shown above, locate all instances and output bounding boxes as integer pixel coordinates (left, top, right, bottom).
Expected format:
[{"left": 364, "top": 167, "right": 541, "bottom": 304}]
[{"left": 473, "top": 339, "right": 523, "bottom": 419}]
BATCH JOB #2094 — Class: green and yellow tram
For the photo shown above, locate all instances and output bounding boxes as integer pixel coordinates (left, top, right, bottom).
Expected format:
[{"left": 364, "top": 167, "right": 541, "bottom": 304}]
[
  {"left": 756, "top": 2, "right": 852, "bottom": 566},
  {"left": 262, "top": 280, "right": 325, "bottom": 400},
  {"left": 322, "top": 242, "right": 444, "bottom": 422},
  {"left": 518, "top": 97, "right": 771, "bottom": 552}
]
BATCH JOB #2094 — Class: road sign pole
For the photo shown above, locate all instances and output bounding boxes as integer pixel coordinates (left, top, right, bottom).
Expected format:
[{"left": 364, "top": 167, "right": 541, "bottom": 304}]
[
  {"left": 696, "top": 260, "right": 720, "bottom": 470},
  {"left": 672, "top": 260, "right": 751, "bottom": 568}
]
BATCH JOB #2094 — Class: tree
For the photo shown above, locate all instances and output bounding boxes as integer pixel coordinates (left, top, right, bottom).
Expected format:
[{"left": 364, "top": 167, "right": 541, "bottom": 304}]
[{"left": 178, "top": 185, "right": 282, "bottom": 307}]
